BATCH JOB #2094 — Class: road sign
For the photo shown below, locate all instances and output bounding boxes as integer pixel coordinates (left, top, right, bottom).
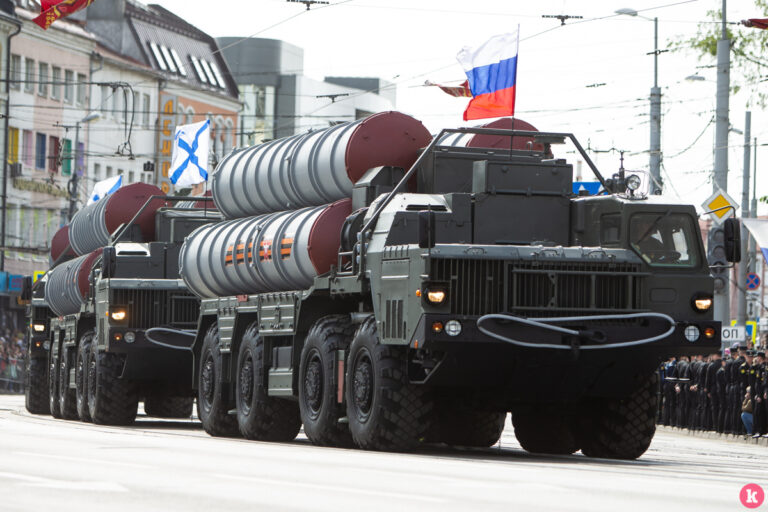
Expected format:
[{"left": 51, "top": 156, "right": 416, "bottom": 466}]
[
  {"left": 702, "top": 187, "right": 738, "bottom": 225},
  {"left": 33, "top": 271, "right": 45, "bottom": 283},
  {"left": 731, "top": 320, "right": 758, "bottom": 343},
  {"left": 722, "top": 325, "right": 746, "bottom": 344},
  {"left": 572, "top": 181, "right": 601, "bottom": 195},
  {"left": 747, "top": 272, "right": 761, "bottom": 290}
]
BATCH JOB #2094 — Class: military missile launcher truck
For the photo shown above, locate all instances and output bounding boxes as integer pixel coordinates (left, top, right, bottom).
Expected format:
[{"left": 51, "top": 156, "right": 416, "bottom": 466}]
[
  {"left": 45, "top": 187, "right": 219, "bottom": 425},
  {"left": 24, "top": 275, "right": 54, "bottom": 414},
  {"left": 180, "top": 113, "right": 735, "bottom": 459}
]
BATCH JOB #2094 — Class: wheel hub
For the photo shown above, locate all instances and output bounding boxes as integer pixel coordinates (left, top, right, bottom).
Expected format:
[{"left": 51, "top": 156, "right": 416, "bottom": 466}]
[
  {"left": 87, "top": 355, "right": 97, "bottom": 404},
  {"left": 353, "top": 354, "right": 373, "bottom": 416},
  {"left": 239, "top": 355, "right": 254, "bottom": 413},
  {"left": 201, "top": 354, "right": 215, "bottom": 409},
  {"left": 303, "top": 353, "right": 323, "bottom": 416}
]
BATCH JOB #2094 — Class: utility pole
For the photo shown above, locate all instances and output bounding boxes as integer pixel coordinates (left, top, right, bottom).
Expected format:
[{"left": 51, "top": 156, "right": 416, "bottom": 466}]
[
  {"left": 649, "top": 17, "right": 663, "bottom": 194},
  {"left": 737, "top": 111, "right": 751, "bottom": 326},
  {"left": 749, "top": 137, "right": 757, "bottom": 276},
  {"left": 713, "top": 0, "right": 731, "bottom": 324},
  {"left": 68, "top": 122, "right": 81, "bottom": 221}
]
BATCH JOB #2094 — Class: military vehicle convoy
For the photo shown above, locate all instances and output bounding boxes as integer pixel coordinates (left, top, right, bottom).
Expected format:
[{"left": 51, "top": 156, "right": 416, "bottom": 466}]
[
  {"left": 176, "top": 111, "right": 734, "bottom": 459},
  {"left": 32, "top": 183, "right": 219, "bottom": 425}
]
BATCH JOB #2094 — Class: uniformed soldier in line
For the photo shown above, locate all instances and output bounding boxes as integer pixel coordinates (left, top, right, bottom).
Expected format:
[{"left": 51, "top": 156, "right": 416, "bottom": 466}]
[
  {"left": 735, "top": 347, "right": 752, "bottom": 434},
  {"left": 675, "top": 355, "right": 691, "bottom": 428},
  {"left": 714, "top": 354, "right": 727, "bottom": 433},
  {"left": 753, "top": 352, "right": 766, "bottom": 437},
  {"left": 661, "top": 357, "right": 677, "bottom": 426},
  {"left": 703, "top": 352, "right": 721, "bottom": 431},
  {"left": 657, "top": 360, "right": 666, "bottom": 422},
  {"left": 724, "top": 346, "right": 740, "bottom": 433},
  {"left": 692, "top": 355, "right": 708, "bottom": 430}
]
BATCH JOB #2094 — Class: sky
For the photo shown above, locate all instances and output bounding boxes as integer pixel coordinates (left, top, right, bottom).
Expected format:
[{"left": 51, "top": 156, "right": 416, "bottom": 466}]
[{"left": 153, "top": 0, "right": 766, "bottom": 215}]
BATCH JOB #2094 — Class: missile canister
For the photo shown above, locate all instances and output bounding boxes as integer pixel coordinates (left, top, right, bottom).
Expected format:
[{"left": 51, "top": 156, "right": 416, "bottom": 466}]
[
  {"left": 69, "top": 183, "right": 164, "bottom": 255},
  {"left": 439, "top": 118, "right": 544, "bottom": 150},
  {"left": 180, "top": 199, "right": 351, "bottom": 298},
  {"left": 212, "top": 111, "right": 431, "bottom": 219},
  {"left": 45, "top": 249, "right": 102, "bottom": 316},
  {"left": 50, "top": 225, "right": 76, "bottom": 265}
]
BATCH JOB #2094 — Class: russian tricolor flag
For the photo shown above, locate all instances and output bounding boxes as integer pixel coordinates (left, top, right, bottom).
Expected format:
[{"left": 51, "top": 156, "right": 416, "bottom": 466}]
[{"left": 457, "top": 30, "right": 519, "bottom": 121}]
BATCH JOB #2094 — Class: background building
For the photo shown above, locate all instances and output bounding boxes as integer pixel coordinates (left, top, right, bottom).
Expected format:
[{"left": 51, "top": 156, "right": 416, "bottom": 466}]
[{"left": 217, "top": 37, "right": 394, "bottom": 143}]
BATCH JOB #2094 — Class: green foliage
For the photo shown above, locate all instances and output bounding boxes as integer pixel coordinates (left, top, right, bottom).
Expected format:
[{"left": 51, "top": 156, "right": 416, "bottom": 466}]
[{"left": 668, "top": 1, "right": 768, "bottom": 107}]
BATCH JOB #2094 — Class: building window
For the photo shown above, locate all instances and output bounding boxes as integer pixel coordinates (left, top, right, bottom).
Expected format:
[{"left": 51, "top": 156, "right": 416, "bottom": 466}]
[
  {"left": 48, "top": 136, "right": 60, "bottom": 172},
  {"left": 142, "top": 94, "right": 151, "bottom": 127},
  {"left": 51, "top": 66, "right": 61, "bottom": 100},
  {"left": 112, "top": 91, "right": 119, "bottom": 118},
  {"left": 38, "top": 62, "right": 48, "bottom": 97},
  {"left": 35, "top": 133, "right": 46, "bottom": 170},
  {"left": 8, "top": 128, "right": 19, "bottom": 164},
  {"left": 76, "top": 73, "right": 86, "bottom": 105},
  {"left": 93, "top": 163, "right": 101, "bottom": 182},
  {"left": 23, "top": 130, "right": 33, "bottom": 166},
  {"left": 9, "top": 54, "right": 20, "bottom": 90},
  {"left": 100, "top": 84, "right": 109, "bottom": 112},
  {"left": 24, "top": 58, "right": 35, "bottom": 93},
  {"left": 128, "top": 170, "right": 135, "bottom": 183},
  {"left": 106, "top": 165, "right": 113, "bottom": 178},
  {"left": 62, "top": 139, "right": 72, "bottom": 175},
  {"left": 64, "top": 70, "right": 73, "bottom": 103}
]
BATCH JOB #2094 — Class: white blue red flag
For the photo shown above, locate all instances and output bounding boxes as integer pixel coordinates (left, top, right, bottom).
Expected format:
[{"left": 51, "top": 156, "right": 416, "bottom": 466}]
[
  {"left": 743, "top": 219, "right": 768, "bottom": 264},
  {"left": 170, "top": 119, "right": 210, "bottom": 188},
  {"left": 457, "top": 30, "right": 519, "bottom": 121},
  {"left": 87, "top": 175, "right": 122, "bottom": 205}
]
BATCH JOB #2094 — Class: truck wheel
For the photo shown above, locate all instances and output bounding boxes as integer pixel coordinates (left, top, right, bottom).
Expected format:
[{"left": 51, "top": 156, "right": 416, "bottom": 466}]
[
  {"left": 346, "top": 316, "right": 433, "bottom": 451},
  {"left": 236, "top": 323, "right": 301, "bottom": 441},
  {"left": 87, "top": 344, "right": 138, "bottom": 425},
  {"left": 299, "top": 315, "right": 355, "bottom": 447},
  {"left": 76, "top": 333, "right": 93, "bottom": 422},
  {"left": 48, "top": 349, "right": 62, "bottom": 419},
  {"left": 25, "top": 357, "right": 49, "bottom": 415},
  {"left": 577, "top": 373, "right": 658, "bottom": 460},
  {"left": 511, "top": 407, "right": 579, "bottom": 455},
  {"left": 197, "top": 323, "right": 239, "bottom": 437},
  {"left": 144, "top": 396, "right": 194, "bottom": 418},
  {"left": 58, "top": 346, "right": 78, "bottom": 420},
  {"left": 432, "top": 408, "right": 506, "bottom": 448}
]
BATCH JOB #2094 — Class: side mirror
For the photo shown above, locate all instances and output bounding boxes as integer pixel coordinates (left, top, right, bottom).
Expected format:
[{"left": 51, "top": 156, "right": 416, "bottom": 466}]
[
  {"left": 20, "top": 276, "right": 32, "bottom": 301},
  {"left": 418, "top": 210, "right": 435, "bottom": 249},
  {"left": 102, "top": 246, "right": 117, "bottom": 279},
  {"left": 723, "top": 218, "right": 741, "bottom": 263}
]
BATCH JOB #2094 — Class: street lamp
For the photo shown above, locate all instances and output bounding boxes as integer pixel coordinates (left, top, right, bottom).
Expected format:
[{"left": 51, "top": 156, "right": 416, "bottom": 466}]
[
  {"left": 68, "top": 112, "right": 101, "bottom": 220},
  {"left": 616, "top": 8, "right": 663, "bottom": 195}
]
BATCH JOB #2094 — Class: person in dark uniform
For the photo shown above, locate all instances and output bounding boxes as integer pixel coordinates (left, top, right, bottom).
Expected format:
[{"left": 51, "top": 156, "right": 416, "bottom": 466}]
[
  {"left": 753, "top": 352, "right": 766, "bottom": 437},
  {"left": 703, "top": 352, "right": 721, "bottom": 431},
  {"left": 661, "top": 357, "right": 677, "bottom": 426},
  {"left": 714, "top": 354, "right": 727, "bottom": 433},
  {"left": 724, "top": 345, "right": 741, "bottom": 434},
  {"left": 676, "top": 356, "right": 691, "bottom": 428},
  {"left": 689, "top": 355, "right": 705, "bottom": 430},
  {"left": 735, "top": 347, "right": 752, "bottom": 434}
]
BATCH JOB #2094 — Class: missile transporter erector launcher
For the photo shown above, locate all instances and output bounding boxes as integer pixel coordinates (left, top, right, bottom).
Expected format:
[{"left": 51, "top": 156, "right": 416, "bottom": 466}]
[
  {"left": 42, "top": 184, "right": 220, "bottom": 424},
  {"left": 182, "top": 113, "right": 736, "bottom": 459}
]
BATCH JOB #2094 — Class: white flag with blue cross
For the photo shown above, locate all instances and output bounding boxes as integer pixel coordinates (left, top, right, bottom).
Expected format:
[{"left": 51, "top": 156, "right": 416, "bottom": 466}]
[
  {"left": 87, "top": 175, "right": 122, "bottom": 205},
  {"left": 170, "top": 119, "right": 210, "bottom": 188}
]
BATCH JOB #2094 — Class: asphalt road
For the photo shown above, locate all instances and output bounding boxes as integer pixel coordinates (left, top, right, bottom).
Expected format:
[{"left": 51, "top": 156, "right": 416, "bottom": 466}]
[{"left": 0, "top": 394, "right": 765, "bottom": 512}]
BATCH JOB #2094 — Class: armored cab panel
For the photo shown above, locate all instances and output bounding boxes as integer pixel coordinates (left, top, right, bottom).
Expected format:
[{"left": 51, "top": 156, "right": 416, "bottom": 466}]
[
  {"left": 383, "top": 193, "right": 473, "bottom": 246},
  {"left": 111, "top": 243, "right": 166, "bottom": 279},
  {"left": 154, "top": 208, "right": 222, "bottom": 244},
  {"left": 472, "top": 158, "right": 573, "bottom": 246},
  {"left": 417, "top": 146, "right": 546, "bottom": 195}
]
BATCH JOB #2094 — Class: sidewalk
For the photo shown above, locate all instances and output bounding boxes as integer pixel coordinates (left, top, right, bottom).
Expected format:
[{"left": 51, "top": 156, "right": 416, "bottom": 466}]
[{"left": 657, "top": 425, "right": 768, "bottom": 447}]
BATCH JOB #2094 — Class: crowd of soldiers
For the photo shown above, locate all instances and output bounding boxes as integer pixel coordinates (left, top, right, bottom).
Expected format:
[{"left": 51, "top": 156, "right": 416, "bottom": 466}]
[{"left": 658, "top": 343, "right": 768, "bottom": 437}]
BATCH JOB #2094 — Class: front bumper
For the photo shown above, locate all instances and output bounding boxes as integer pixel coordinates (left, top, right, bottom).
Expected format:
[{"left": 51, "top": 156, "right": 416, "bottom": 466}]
[{"left": 106, "top": 327, "right": 192, "bottom": 382}]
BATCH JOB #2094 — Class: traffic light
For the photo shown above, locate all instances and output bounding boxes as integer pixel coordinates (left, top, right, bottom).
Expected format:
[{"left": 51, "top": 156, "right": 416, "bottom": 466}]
[{"left": 707, "top": 225, "right": 728, "bottom": 293}]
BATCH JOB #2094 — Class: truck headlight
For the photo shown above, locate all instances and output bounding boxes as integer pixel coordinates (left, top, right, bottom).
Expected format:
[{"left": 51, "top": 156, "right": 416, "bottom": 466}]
[
  {"left": 33, "top": 324, "right": 45, "bottom": 332},
  {"left": 426, "top": 289, "right": 447, "bottom": 304},
  {"left": 692, "top": 295, "right": 713, "bottom": 312},
  {"left": 626, "top": 174, "right": 642, "bottom": 191},
  {"left": 111, "top": 309, "right": 127, "bottom": 321}
]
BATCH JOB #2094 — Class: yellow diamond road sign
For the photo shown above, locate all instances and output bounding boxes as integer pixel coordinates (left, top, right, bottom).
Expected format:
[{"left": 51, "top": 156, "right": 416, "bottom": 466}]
[{"left": 702, "top": 188, "right": 738, "bottom": 225}]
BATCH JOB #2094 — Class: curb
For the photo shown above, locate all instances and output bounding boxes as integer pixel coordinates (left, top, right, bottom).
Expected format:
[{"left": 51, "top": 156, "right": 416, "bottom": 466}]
[{"left": 657, "top": 425, "right": 768, "bottom": 447}]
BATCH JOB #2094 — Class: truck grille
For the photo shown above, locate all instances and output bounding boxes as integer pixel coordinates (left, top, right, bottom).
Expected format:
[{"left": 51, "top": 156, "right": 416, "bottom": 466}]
[
  {"left": 33, "top": 306, "right": 52, "bottom": 322},
  {"left": 112, "top": 289, "right": 200, "bottom": 329},
  {"left": 431, "top": 259, "right": 643, "bottom": 317}
]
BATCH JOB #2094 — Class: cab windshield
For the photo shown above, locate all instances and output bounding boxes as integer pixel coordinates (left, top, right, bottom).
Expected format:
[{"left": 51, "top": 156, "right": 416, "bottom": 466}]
[{"left": 629, "top": 212, "right": 699, "bottom": 267}]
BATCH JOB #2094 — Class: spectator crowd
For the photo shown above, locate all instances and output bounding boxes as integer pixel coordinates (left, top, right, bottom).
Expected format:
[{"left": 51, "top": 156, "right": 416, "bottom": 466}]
[
  {"left": 658, "top": 343, "right": 768, "bottom": 439},
  {"left": 0, "top": 329, "right": 27, "bottom": 393}
]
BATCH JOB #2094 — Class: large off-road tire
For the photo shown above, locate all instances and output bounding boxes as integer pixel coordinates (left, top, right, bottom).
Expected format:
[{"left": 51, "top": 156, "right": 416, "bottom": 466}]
[
  {"left": 512, "top": 407, "right": 579, "bottom": 455},
  {"left": 346, "top": 317, "right": 433, "bottom": 451},
  {"left": 236, "top": 323, "right": 301, "bottom": 441},
  {"left": 25, "top": 357, "right": 49, "bottom": 415},
  {"left": 87, "top": 345, "right": 138, "bottom": 425},
  {"left": 58, "top": 346, "right": 78, "bottom": 420},
  {"left": 432, "top": 407, "right": 506, "bottom": 448},
  {"left": 144, "top": 396, "right": 194, "bottom": 418},
  {"left": 299, "top": 315, "right": 355, "bottom": 447},
  {"left": 197, "top": 323, "right": 239, "bottom": 437},
  {"left": 48, "top": 349, "right": 62, "bottom": 419},
  {"left": 576, "top": 373, "right": 658, "bottom": 460},
  {"left": 76, "top": 333, "right": 93, "bottom": 422}
]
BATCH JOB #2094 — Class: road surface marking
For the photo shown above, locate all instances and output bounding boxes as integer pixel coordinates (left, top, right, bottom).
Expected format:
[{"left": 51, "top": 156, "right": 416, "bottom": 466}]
[{"left": 13, "top": 451, "right": 150, "bottom": 469}]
